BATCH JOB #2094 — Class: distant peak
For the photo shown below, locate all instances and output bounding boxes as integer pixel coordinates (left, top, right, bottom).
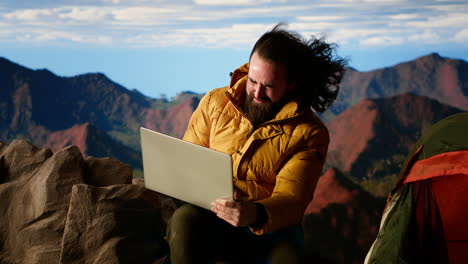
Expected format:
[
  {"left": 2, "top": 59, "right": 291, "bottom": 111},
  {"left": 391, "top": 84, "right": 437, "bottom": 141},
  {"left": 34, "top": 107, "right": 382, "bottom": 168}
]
[
  {"left": 0, "top": 56, "right": 30, "bottom": 71},
  {"left": 417, "top": 52, "right": 444, "bottom": 62},
  {"left": 34, "top": 68, "right": 55, "bottom": 76},
  {"left": 427, "top": 52, "right": 441, "bottom": 58},
  {"left": 66, "top": 72, "right": 108, "bottom": 83}
]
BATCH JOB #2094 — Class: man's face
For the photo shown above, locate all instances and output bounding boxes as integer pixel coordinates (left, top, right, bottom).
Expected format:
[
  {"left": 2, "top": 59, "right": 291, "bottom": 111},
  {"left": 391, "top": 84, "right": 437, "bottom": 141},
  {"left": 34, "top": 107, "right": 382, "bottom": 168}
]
[
  {"left": 246, "top": 51, "right": 291, "bottom": 104},
  {"left": 244, "top": 51, "right": 293, "bottom": 125}
]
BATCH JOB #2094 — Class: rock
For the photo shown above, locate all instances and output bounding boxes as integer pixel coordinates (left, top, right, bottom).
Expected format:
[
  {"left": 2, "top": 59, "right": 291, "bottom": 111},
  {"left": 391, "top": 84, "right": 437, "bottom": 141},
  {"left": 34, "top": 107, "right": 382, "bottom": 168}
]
[
  {"left": 0, "top": 140, "right": 173, "bottom": 264},
  {"left": 0, "top": 140, "right": 84, "bottom": 263},
  {"left": 59, "top": 184, "right": 168, "bottom": 264},
  {"left": 84, "top": 156, "right": 132, "bottom": 187},
  {"left": 131, "top": 178, "right": 179, "bottom": 224}
]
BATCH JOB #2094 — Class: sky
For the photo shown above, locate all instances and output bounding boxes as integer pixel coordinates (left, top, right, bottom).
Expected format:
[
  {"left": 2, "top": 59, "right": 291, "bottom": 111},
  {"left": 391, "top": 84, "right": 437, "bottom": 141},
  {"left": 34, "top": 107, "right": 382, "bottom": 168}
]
[{"left": 1, "top": 0, "right": 467, "bottom": 99}]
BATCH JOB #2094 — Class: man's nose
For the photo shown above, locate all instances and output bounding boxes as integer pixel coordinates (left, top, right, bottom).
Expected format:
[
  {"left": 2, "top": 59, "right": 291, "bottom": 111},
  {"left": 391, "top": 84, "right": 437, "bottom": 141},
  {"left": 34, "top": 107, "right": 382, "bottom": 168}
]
[{"left": 253, "top": 84, "right": 266, "bottom": 98}]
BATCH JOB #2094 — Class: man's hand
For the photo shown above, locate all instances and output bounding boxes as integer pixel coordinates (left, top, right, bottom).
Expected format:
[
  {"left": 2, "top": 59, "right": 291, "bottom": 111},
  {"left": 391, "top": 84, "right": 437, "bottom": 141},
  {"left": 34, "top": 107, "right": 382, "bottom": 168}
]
[{"left": 210, "top": 199, "right": 258, "bottom": 227}]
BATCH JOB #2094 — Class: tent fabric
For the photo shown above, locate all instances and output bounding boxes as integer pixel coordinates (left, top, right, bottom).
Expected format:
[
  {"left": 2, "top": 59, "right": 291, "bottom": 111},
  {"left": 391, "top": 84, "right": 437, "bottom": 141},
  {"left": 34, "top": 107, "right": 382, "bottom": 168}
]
[
  {"left": 365, "top": 112, "right": 468, "bottom": 264},
  {"left": 404, "top": 150, "right": 468, "bottom": 183}
]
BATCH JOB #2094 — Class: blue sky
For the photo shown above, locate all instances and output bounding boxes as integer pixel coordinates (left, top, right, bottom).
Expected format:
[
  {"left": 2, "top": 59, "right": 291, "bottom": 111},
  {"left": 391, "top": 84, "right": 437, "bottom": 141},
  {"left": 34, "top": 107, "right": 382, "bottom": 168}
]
[{"left": 1, "top": 0, "right": 467, "bottom": 99}]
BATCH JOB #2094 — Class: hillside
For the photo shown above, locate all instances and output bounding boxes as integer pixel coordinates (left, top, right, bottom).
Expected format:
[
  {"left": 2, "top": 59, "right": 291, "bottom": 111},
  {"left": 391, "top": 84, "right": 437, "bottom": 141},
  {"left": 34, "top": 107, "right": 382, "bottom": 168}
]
[
  {"left": 325, "top": 93, "right": 463, "bottom": 197},
  {"left": 0, "top": 53, "right": 466, "bottom": 263},
  {"left": 44, "top": 123, "right": 141, "bottom": 169},
  {"left": 0, "top": 57, "right": 201, "bottom": 164},
  {"left": 323, "top": 53, "right": 468, "bottom": 121},
  {"left": 0, "top": 53, "right": 466, "bottom": 175},
  {"left": 304, "top": 168, "right": 383, "bottom": 263}
]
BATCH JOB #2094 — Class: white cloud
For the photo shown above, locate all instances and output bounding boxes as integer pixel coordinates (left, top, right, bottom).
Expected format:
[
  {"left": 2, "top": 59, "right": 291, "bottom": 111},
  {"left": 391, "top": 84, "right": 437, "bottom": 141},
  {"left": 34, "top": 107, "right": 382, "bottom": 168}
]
[
  {"left": 0, "top": 0, "right": 466, "bottom": 50},
  {"left": 408, "top": 30, "right": 441, "bottom": 43},
  {"left": 167, "top": 24, "right": 272, "bottom": 47},
  {"left": 4, "top": 8, "right": 55, "bottom": 21},
  {"left": 59, "top": 7, "right": 110, "bottom": 22},
  {"left": 388, "top": 13, "right": 421, "bottom": 20},
  {"left": 331, "top": 0, "right": 405, "bottom": 3},
  {"left": 296, "top": 16, "right": 344, "bottom": 22},
  {"left": 10, "top": 28, "right": 113, "bottom": 44},
  {"left": 407, "top": 13, "right": 468, "bottom": 28},
  {"left": 112, "top": 6, "right": 185, "bottom": 25},
  {"left": 454, "top": 28, "right": 468, "bottom": 42},
  {"left": 193, "top": 0, "right": 280, "bottom": 5},
  {"left": 429, "top": 4, "right": 468, "bottom": 13},
  {"left": 360, "top": 35, "right": 405, "bottom": 46}
]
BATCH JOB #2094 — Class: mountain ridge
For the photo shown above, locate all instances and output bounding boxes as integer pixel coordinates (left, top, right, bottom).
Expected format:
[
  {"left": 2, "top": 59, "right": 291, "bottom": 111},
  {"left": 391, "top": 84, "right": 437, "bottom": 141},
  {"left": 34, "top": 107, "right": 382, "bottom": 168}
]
[
  {"left": 323, "top": 52, "right": 468, "bottom": 121},
  {"left": 1, "top": 53, "right": 466, "bottom": 175}
]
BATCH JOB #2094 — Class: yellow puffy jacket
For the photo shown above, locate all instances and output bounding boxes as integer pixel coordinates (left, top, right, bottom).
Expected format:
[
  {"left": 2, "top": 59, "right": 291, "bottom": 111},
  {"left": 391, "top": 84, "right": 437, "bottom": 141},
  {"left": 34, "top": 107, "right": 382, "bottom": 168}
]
[{"left": 183, "top": 63, "right": 329, "bottom": 235}]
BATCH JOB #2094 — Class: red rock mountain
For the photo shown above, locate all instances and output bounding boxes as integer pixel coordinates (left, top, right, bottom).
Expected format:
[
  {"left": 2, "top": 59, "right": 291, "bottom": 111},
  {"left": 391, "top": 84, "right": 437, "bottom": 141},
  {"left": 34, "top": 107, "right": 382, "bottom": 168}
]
[
  {"left": 1, "top": 54, "right": 466, "bottom": 263},
  {"left": 0, "top": 57, "right": 200, "bottom": 167},
  {"left": 325, "top": 53, "right": 468, "bottom": 120},
  {"left": 44, "top": 122, "right": 141, "bottom": 169},
  {"left": 326, "top": 92, "right": 463, "bottom": 180},
  {"left": 1, "top": 53, "right": 466, "bottom": 172}
]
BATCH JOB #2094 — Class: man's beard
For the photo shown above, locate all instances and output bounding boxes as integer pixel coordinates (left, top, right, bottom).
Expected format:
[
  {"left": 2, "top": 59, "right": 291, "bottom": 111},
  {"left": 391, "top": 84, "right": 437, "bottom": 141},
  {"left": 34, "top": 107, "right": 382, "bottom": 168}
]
[{"left": 243, "top": 94, "right": 285, "bottom": 127}]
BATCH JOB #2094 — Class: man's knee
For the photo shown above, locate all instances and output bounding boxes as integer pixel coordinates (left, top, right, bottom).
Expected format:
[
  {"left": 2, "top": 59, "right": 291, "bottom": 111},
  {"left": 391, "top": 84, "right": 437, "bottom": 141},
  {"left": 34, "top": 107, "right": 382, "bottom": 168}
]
[
  {"left": 167, "top": 204, "right": 214, "bottom": 264},
  {"left": 167, "top": 204, "right": 209, "bottom": 237}
]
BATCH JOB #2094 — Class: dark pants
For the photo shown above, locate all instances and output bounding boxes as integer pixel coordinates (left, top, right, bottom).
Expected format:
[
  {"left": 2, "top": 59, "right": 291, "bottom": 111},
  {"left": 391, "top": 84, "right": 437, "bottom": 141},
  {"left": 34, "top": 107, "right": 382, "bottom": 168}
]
[{"left": 166, "top": 204, "right": 304, "bottom": 264}]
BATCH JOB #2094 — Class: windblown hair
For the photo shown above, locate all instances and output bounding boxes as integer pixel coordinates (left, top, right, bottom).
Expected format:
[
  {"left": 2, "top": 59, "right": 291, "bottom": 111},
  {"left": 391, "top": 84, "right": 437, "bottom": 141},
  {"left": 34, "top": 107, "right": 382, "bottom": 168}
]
[{"left": 250, "top": 24, "right": 347, "bottom": 112}]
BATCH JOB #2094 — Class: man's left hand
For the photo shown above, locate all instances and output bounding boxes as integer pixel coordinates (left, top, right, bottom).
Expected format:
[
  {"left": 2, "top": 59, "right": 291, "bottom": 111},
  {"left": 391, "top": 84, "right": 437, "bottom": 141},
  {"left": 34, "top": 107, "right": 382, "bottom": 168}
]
[{"left": 211, "top": 199, "right": 258, "bottom": 227}]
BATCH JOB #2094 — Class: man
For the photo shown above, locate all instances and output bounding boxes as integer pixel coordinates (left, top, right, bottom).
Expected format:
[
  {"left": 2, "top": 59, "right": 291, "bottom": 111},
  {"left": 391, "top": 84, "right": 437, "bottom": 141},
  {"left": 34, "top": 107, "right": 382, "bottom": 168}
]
[{"left": 166, "top": 24, "right": 347, "bottom": 263}]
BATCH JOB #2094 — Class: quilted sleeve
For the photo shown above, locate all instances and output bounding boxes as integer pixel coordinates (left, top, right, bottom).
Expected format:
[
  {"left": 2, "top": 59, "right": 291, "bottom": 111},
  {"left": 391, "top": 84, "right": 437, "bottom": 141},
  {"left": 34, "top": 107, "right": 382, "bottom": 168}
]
[
  {"left": 251, "top": 126, "right": 329, "bottom": 235},
  {"left": 182, "top": 92, "right": 212, "bottom": 148}
]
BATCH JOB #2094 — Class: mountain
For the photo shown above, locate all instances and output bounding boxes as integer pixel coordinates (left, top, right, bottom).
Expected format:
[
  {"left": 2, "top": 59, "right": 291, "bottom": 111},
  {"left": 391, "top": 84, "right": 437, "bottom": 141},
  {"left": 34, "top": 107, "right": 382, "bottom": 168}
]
[
  {"left": 325, "top": 92, "right": 463, "bottom": 195},
  {"left": 0, "top": 57, "right": 201, "bottom": 164},
  {"left": 1, "top": 53, "right": 466, "bottom": 263},
  {"left": 1, "top": 53, "right": 466, "bottom": 173},
  {"left": 323, "top": 53, "right": 468, "bottom": 120},
  {"left": 303, "top": 168, "right": 383, "bottom": 263},
  {"left": 43, "top": 123, "right": 141, "bottom": 169}
]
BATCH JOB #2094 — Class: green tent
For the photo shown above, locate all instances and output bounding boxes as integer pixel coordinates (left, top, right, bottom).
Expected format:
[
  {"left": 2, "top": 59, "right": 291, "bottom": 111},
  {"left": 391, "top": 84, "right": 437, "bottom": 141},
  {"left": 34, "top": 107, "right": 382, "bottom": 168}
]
[{"left": 366, "top": 112, "right": 468, "bottom": 264}]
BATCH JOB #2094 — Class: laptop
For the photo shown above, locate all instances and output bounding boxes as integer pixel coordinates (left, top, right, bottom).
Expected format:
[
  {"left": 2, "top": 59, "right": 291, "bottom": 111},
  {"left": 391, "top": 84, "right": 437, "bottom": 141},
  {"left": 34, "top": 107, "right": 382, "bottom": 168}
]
[{"left": 140, "top": 127, "right": 233, "bottom": 210}]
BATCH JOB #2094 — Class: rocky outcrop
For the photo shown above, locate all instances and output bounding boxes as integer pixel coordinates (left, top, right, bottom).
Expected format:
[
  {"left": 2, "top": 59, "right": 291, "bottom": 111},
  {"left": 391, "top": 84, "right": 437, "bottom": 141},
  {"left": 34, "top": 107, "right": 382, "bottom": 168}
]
[{"left": 0, "top": 140, "right": 175, "bottom": 264}]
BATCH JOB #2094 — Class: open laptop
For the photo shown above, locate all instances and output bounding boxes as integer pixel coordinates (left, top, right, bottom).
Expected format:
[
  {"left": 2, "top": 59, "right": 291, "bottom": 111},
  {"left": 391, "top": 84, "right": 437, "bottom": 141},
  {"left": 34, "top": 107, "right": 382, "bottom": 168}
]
[{"left": 140, "top": 127, "right": 233, "bottom": 210}]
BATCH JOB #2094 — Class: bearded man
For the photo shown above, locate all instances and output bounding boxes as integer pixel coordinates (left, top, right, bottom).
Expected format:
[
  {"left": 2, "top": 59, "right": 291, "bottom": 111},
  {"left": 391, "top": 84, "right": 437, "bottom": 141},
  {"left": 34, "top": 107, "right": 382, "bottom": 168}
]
[{"left": 166, "top": 24, "right": 347, "bottom": 264}]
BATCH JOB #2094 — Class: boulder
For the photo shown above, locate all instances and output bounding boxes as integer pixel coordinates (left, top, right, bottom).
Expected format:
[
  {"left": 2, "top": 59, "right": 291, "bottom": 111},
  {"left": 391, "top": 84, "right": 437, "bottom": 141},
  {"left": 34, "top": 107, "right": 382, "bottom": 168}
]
[
  {"left": 59, "top": 184, "right": 167, "bottom": 263},
  {"left": 84, "top": 156, "right": 132, "bottom": 187},
  {"left": 0, "top": 140, "right": 174, "bottom": 264}
]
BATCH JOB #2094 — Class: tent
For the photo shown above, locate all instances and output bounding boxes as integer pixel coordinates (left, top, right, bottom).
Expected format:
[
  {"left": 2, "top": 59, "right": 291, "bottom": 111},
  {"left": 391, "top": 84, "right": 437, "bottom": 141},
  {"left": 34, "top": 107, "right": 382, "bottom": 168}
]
[{"left": 365, "top": 112, "right": 468, "bottom": 264}]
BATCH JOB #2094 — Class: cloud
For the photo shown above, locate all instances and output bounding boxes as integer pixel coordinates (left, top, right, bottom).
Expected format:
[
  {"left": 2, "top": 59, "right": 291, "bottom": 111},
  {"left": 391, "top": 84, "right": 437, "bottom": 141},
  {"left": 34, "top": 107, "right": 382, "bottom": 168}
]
[
  {"left": 407, "top": 13, "right": 468, "bottom": 28},
  {"left": 454, "top": 29, "right": 468, "bottom": 42},
  {"left": 193, "top": 0, "right": 280, "bottom": 5},
  {"left": 0, "top": 0, "right": 467, "bottom": 50},
  {"left": 150, "top": 24, "right": 272, "bottom": 48},
  {"left": 59, "top": 7, "right": 110, "bottom": 22},
  {"left": 112, "top": 6, "right": 187, "bottom": 25},
  {"left": 360, "top": 36, "right": 405, "bottom": 46},
  {"left": 408, "top": 30, "right": 441, "bottom": 43},
  {"left": 4, "top": 8, "right": 55, "bottom": 21},
  {"left": 388, "top": 14, "right": 421, "bottom": 20}
]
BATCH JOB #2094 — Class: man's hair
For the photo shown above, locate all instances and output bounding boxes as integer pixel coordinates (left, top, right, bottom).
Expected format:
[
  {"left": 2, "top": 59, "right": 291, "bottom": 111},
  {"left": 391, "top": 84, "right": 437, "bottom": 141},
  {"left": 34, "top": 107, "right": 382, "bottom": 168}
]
[{"left": 250, "top": 24, "right": 347, "bottom": 112}]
